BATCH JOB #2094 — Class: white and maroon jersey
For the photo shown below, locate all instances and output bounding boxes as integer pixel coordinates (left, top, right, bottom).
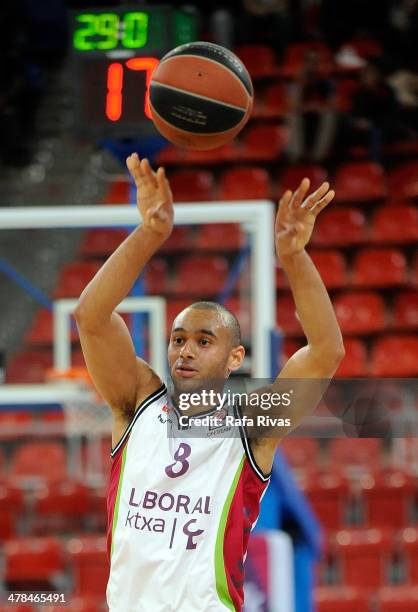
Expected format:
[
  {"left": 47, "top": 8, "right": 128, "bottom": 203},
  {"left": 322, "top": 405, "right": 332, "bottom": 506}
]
[{"left": 106, "top": 384, "right": 270, "bottom": 612}]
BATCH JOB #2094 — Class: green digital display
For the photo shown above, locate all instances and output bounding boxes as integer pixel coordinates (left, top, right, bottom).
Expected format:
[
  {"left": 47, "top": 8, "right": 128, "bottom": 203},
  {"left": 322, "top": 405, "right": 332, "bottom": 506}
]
[
  {"left": 71, "top": 6, "right": 197, "bottom": 54},
  {"left": 74, "top": 12, "right": 149, "bottom": 51}
]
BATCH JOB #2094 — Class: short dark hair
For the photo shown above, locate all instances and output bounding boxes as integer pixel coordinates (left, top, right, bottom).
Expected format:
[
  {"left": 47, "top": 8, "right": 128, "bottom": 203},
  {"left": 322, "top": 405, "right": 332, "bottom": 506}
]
[{"left": 186, "top": 301, "right": 241, "bottom": 346}]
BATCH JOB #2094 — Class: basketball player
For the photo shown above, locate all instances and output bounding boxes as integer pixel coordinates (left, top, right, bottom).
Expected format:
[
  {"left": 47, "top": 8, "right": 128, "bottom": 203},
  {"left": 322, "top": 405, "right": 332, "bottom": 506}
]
[{"left": 74, "top": 154, "right": 344, "bottom": 611}]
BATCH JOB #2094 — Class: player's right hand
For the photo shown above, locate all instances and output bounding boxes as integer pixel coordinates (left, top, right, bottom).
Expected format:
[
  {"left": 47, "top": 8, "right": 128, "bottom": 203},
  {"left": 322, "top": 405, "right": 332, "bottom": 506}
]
[{"left": 126, "top": 153, "right": 174, "bottom": 237}]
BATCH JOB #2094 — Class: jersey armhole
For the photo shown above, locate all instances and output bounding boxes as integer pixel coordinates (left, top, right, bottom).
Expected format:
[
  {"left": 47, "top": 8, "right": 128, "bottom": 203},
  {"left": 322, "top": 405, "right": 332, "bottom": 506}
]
[
  {"left": 233, "top": 402, "right": 271, "bottom": 483},
  {"left": 110, "top": 383, "right": 167, "bottom": 458}
]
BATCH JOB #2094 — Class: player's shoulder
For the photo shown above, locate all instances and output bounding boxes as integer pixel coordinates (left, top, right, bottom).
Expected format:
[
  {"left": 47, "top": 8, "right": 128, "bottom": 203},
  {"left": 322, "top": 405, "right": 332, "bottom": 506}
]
[{"left": 134, "top": 356, "right": 166, "bottom": 413}]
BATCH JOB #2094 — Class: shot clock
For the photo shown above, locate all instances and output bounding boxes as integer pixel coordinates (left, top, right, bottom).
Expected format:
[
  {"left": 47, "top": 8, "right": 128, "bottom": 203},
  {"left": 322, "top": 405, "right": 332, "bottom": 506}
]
[{"left": 70, "top": 6, "right": 198, "bottom": 137}]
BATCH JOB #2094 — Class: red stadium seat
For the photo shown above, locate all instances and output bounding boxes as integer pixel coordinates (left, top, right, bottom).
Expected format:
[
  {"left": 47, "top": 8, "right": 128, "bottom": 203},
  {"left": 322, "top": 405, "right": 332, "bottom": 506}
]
[
  {"left": 370, "top": 204, "right": 418, "bottom": 244},
  {"left": 0, "top": 484, "right": 24, "bottom": 539},
  {"left": 377, "top": 586, "right": 418, "bottom": 612},
  {"left": 280, "top": 438, "right": 319, "bottom": 469},
  {"left": 315, "top": 587, "right": 370, "bottom": 612},
  {"left": 261, "top": 83, "right": 290, "bottom": 118},
  {"left": 235, "top": 44, "right": 279, "bottom": 78},
  {"left": 26, "top": 308, "right": 79, "bottom": 346},
  {"left": 344, "top": 36, "right": 383, "bottom": 59},
  {"left": 101, "top": 179, "right": 130, "bottom": 205},
  {"left": 32, "top": 481, "right": 91, "bottom": 534},
  {"left": 392, "top": 292, "right": 418, "bottom": 330},
  {"left": 334, "top": 162, "right": 387, "bottom": 203},
  {"left": 4, "top": 537, "right": 65, "bottom": 585},
  {"left": 10, "top": 442, "right": 67, "bottom": 484},
  {"left": 172, "top": 256, "right": 228, "bottom": 296},
  {"left": 281, "top": 41, "right": 334, "bottom": 77},
  {"left": 0, "top": 411, "right": 33, "bottom": 439},
  {"left": 282, "top": 338, "right": 303, "bottom": 359},
  {"left": 301, "top": 469, "right": 350, "bottom": 530},
  {"left": 66, "top": 536, "right": 108, "bottom": 596},
  {"left": 168, "top": 169, "right": 215, "bottom": 202},
  {"left": 54, "top": 261, "right": 101, "bottom": 299},
  {"left": 276, "top": 294, "right": 303, "bottom": 335},
  {"left": 352, "top": 249, "right": 407, "bottom": 288},
  {"left": 335, "top": 79, "right": 359, "bottom": 113},
  {"left": 155, "top": 144, "right": 184, "bottom": 165},
  {"left": 159, "top": 226, "right": 193, "bottom": 252},
  {"left": 360, "top": 469, "right": 415, "bottom": 529},
  {"left": 309, "top": 250, "right": 348, "bottom": 289},
  {"left": 332, "top": 528, "right": 392, "bottom": 589},
  {"left": 326, "top": 342, "right": 365, "bottom": 395},
  {"left": 312, "top": 207, "right": 367, "bottom": 247},
  {"left": 334, "top": 291, "right": 386, "bottom": 334},
  {"left": 143, "top": 257, "right": 168, "bottom": 295},
  {"left": 328, "top": 439, "right": 382, "bottom": 471},
  {"left": 388, "top": 161, "right": 418, "bottom": 199},
  {"left": 400, "top": 527, "right": 418, "bottom": 583},
  {"left": 218, "top": 166, "right": 271, "bottom": 200},
  {"left": 6, "top": 350, "right": 53, "bottom": 384},
  {"left": 371, "top": 335, "right": 418, "bottom": 376},
  {"left": 412, "top": 253, "right": 418, "bottom": 287},
  {"left": 183, "top": 141, "right": 241, "bottom": 164},
  {"left": 79, "top": 229, "right": 128, "bottom": 258},
  {"left": 195, "top": 224, "right": 245, "bottom": 251},
  {"left": 280, "top": 164, "right": 328, "bottom": 192},
  {"left": 241, "top": 124, "right": 289, "bottom": 161}
]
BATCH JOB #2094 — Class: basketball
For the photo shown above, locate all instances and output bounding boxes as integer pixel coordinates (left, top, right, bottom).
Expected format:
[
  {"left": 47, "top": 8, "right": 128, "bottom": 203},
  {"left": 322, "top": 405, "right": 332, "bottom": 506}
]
[{"left": 149, "top": 41, "right": 254, "bottom": 150}]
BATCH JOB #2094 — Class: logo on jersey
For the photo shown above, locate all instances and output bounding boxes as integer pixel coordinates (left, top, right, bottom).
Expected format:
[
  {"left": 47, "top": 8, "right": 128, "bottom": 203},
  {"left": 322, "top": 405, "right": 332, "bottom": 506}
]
[{"left": 158, "top": 404, "right": 169, "bottom": 424}]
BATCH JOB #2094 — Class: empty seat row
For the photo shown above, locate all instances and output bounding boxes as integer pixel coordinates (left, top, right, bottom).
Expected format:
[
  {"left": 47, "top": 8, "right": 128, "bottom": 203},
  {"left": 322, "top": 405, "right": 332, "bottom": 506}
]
[
  {"left": 24, "top": 287, "right": 418, "bottom": 350},
  {"left": 102, "top": 157, "right": 418, "bottom": 204},
  {"left": 278, "top": 291, "right": 418, "bottom": 336},
  {"left": 324, "top": 527, "right": 418, "bottom": 590},
  {"left": 279, "top": 248, "right": 418, "bottom": 290},
  {"left": 335, "top": 336, "right": 418, "bottom": 377},
  {"left": 8, "top": 334, "right": 418, "bottom": 386},
  {"left": 51, "top": 247, "right": 418, "bottom": 302},
  {"left": 0, "top": 478, "right": 107, "bottom": 540},
  {"left": 298, "top": 467, "right": 417, "bottom": 531},
  {"left": 159, "top": 160, "right": 418, "bottom": 203},
  {"left": 235, "top": 39, "right": 382, "bottom": 80},
  {"left": 315, "top": 586, "right": 418, "bottom": 612},
  {"left": 79, "top": 205, "right": 418, "bottom": 263},
  {"left": 2, "top": 535, "right": 108, "bottom": 597}
]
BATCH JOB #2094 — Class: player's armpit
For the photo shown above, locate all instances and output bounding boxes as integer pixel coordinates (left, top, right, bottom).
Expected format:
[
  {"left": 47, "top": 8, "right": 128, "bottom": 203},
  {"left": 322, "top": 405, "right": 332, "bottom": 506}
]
[
  {"left": 244, "top": 346, "right": 335, "bottom": 474},
  {"left": 75, "top": 310, "right": 161, "bottom": 420}
]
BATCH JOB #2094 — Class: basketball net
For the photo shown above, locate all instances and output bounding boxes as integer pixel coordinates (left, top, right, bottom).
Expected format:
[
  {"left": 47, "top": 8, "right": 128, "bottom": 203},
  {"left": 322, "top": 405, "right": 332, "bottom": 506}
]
[{"left": 45, "top": 367, "right": 112, "bottom": 438}]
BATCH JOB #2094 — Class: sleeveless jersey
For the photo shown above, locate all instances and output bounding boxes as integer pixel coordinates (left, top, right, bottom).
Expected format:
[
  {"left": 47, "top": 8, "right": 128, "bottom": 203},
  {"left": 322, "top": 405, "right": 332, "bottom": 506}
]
[{"left": 106, "top": 384, "right": 270, "bottom": 612}]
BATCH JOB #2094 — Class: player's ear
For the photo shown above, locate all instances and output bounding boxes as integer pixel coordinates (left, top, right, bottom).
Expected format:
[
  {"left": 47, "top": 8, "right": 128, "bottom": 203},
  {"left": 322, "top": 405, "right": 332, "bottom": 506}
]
[{"left": 227, "top": 345, "right": 245, "bottom": 373}]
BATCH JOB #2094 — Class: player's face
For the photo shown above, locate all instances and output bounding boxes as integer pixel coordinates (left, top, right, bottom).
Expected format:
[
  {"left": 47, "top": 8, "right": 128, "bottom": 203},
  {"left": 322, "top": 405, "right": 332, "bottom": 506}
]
[{"left": 167, "top": 308, "right": 244, "bottom": 392}]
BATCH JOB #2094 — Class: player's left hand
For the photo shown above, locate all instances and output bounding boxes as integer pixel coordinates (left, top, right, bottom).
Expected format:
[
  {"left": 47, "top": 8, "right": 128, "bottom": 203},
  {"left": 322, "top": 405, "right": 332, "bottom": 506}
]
[{"left": 275, "top": 178, "right": 335, "bottom": 261}]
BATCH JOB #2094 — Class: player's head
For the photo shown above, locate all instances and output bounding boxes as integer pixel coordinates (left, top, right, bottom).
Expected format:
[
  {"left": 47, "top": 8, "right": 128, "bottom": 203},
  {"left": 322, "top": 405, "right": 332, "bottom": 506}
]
[{"left": 167, "top": 301, "right": 245, "bottom": 392}]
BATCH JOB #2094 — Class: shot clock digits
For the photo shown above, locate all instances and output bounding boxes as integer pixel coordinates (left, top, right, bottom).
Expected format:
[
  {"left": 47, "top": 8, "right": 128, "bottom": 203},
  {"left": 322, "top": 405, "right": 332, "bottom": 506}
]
[
  {"left": 70, "top": 5, "right": 197, "bottom": 137},
  {"left": 74, "top": 12, "right": 154, "bottom": 52}
]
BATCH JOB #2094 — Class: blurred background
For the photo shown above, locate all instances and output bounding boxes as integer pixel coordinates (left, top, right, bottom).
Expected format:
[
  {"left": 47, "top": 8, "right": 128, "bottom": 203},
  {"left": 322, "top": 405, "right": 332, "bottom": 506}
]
[{"left": 0, "top": 1, "right": 418, "bottom": 611}]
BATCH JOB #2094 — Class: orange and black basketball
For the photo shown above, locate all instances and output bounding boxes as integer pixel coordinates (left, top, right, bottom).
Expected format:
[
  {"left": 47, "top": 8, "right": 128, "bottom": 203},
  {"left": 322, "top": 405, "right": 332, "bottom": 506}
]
[{"left": 149, "top": 41, "right": 253, "bottom": 150}]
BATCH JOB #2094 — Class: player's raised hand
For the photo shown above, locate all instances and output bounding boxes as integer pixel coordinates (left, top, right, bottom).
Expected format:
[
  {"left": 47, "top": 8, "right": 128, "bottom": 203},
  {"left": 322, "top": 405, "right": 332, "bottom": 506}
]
[
  {"left": 275, "top": 178, "right": 335, "bottom": 260},
  {"left": 126, "top": 153, "right": 174, "bottom": 237}
]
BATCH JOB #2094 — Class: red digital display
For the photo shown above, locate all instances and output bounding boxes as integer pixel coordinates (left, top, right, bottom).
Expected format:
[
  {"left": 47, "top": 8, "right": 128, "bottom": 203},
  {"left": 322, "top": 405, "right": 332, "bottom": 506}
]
[
  {"left": 106, "top": 57, "right": 159, "bottom": 121},
  {"left": 79, "top": 56, "right": 160, "bottom": 136}
]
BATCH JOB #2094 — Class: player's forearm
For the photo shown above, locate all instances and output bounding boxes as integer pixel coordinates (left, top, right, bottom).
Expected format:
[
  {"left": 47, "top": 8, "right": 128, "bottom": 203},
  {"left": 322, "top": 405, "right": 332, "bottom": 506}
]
[
  {"left": 280, "top": 249, "right": 344, "bottom": 364},
  {"left": 75, "top": 225, "right": 167, "bottom": 327}
]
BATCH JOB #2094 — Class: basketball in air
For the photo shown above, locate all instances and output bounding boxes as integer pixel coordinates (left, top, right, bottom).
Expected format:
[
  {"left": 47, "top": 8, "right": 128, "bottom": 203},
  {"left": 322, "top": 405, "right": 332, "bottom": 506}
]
[{"left": 149, "top": 41, "right": 253, "bottom": 150}]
